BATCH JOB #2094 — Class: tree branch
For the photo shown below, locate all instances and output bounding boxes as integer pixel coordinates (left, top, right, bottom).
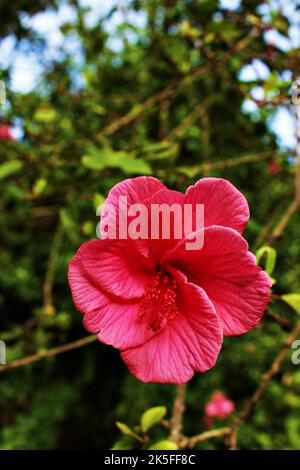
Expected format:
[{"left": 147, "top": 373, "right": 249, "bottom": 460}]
[
  {"left": 0, "top": 335, "right": 97, "bottom": 373},
  {"left": 229, "top": 320, "right": 300, "bottom": 449}
]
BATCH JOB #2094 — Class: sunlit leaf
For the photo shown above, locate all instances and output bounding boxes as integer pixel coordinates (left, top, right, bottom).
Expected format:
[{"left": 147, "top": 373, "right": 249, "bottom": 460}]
[
  {"left": 282, "top": 294, "right": 300, "bottom": 315},
  {"left": 82, "top": 147, "right": 151, "bottom": 175},
  {"left": 256, "top": 246, "right": 277, "bottom": 275},
  {"left": 34, "top": 106, "right": 58, "bottom": 122},
  {"left": 141, "top": 406, "right": 167, "bottom": 432},
  {"left": 0, "top": 160, "right": 23, "bottom": 180},
  {"left": 116, "top": 422, "right": 142, "bottom": 441},
  {"left": 33, "top": 178, "right": 47, "bottom": 195},
  {"left": 148, "top": 440, "right": 178, "bottom": 450},
  {"left": 111, "top": 440, "right": 132, "bottom": 450}
]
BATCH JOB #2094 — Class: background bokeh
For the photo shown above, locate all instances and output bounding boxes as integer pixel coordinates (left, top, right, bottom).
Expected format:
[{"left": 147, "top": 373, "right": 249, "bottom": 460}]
[{"left": 0, "top": 0, "right": 300, "bottom": 450}]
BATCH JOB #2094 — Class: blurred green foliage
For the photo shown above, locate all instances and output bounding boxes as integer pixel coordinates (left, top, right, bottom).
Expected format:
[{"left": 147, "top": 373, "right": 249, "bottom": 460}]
[{"left": 0, "top": 0, "right": 300, "bottom": 450}]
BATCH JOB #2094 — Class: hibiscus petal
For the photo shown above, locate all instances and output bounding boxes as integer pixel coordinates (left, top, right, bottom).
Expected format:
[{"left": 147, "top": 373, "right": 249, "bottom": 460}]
[
  {"left": 100, "top": 176, "right": 166, "bottom": 239},
  {"left": 68, "top": 239, "right": 152, "bottom": 300},
  {"left": 121, "top": 279, "right": 223, "bottom": 383},
  {"left": 141, "top": 189, "right": 185, "bottom": 261},
  {"left": 164, "top": 226, "right": 272, "bottom": 336},
  {"left": 90, "top": 300, "right": 156, "bottom": 350},
  {"left": 184, "top": 178, "right": 250, "bottom": 234},
  {"left": 68, "top": 244, "right": 156, "bottom": 349},
  {"left": 104, "top": 176, "right": 166, "bottom": 208}
]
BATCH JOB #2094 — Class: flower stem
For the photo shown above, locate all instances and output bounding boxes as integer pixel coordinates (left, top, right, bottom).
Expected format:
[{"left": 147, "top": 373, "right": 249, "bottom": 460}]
[{"left": 169, "top": 383, "right": 187, "bottom": 444}]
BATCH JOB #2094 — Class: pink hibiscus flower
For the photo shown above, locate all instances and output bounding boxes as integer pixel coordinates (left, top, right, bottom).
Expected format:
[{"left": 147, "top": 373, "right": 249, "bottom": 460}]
[
  {"left": 0, "top": 124, "right": 14, "bottom": 141},
  {"left": 68, "top": 176, "right": 271, "bottom": 384},
  {"left": 205, "top": 391, "right": 235, "bottom": 419}
]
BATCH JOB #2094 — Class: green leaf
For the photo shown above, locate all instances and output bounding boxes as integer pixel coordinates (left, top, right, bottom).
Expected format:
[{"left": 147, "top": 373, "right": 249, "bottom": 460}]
[
  {"left": 59, "top": 208, "right": 75, "bottom": 232},
  {"left": 256, "top": 246, "right": 277, "bottom": 275},
  {"left": 141, "top": 406, "right": 167, "bottom": 432},
  {"left": 142, "top": 141, "right": 179, "bottom": 162},
  {"left": 176, "top": 165, "right": 201, "bottom": 179},
  {"left": 111, "top": 440, "right": 132, "bottom": 450},
  {"left": 34, "top": 106, "right": 58, "bottom": 122},
  {"left": 59, "top": 208, "right": 79, "bottom": 243},
  {"left": 93, "top": 193, "right": 105, "bottom": 210},
  {"left": 207, "top": 20, "right": 240, "bottom": 39},
  {"left": 81, "top": 147, "right": 151, "bottom": 175},
  {"left": 0, "top": 160, "right": 23, "bottom": 180},
  {"left": 119, "top": 157, "right": 151, "bottom": 175},
  {"left": 148, "top": 440, "right": 178, "bottom": 450},
  {"left": 116, "top": 422, "right": 135, "bottom": 437},
  {"left": 282, "top": 294, "right": 300, "bottom": 315},
  {"left": 33, "top": 178, "right": 47, "bottom": 195},
  {"left": 82, "top": 221, "right": 94, "bottom": 236},
  {"left": 116, "top": 422, "right": 142, "bottom": 441},
  {"left": 81, "top": 154, "right": 105, "bottom": 171}
]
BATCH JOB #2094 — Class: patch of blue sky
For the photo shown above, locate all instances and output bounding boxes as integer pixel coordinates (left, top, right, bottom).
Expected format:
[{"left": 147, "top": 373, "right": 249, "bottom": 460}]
[
  {"left": 0, "top": 0, "right": 148, "bottom": 94},
  {"left": 264, "top": 29, "right": 292, "bottom": 52},
  {"left": 11, "top": 117, "right": 24, "bottom": 140},
  {"left": 1, "top": 6, "right": 85, "bottom": 94},
  {"left": 80, "top": 0, "right": 114, "bottom": 27},
  {"left": 80, "top": 0, "right": 147, "bottom": 32},
  {"left": 0, "top": 0, "right": 298, "bottom": 150},
  {"left": 243, "top": 99, "right": 297, "bottom": 154},
  {"left": 242, "top": 99, "right": 258, "bottom": 114},
  {"left": 219, "top": 0, "right": 241, "bottom": 10},
  {"left": 282, "top": 70, "right": 293, "bottom": 82},
  {"left": 101, "top": 1, "right": 147, "bottom": 52},
  {"left": 10, "top": 54, "right": 44, "bottom": 94},
  {"left": 238, "top": 0, "right": 299, "bottom": 151},
  {"left": 0, "top": 35, "right": 16, "bottom": 67},
  {"left": 21, "top": 3, "right": 76, "bottom": 41},
  {"left": 238, "top": 59, "right": 270, "bottom": 82},
  {"left": 257, "top": 0, "right": 300, "bottom": 22},
  {"left": 0, "top": 35, "right": 44, "bottom": 93},
  {"left": 20, "top": 3, "right": 78, "bottom": 59},
  {"left": 250, "top": 86, "right": 264, "bottom": 101},
  {"left": 259, "top": 0, "right": 300, "bottom": 49},
  {"left": 0, "top": 2, "right": 77, "bottom": 93},
  {"left": 268, "top": 107, "right": 297, "bottom": 150},
  {"left": 239, "top": 67, "right": 297, "bottom": 152}
]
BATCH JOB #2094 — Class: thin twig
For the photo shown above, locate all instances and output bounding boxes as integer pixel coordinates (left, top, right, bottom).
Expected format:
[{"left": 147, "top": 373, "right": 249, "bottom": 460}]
[
  {"left": 43, "top": 224, "right": 63, "bottom": 315},
  {"left": 98, "top": 82, "right": 178, "bottom": 138},
  {"left": 265, "top": 308, "right": 292, "bottom": 330},
  {"left": 96, "top": 32, "right": 257, "bottom": 140},
  {"left": 177, "top": 150, "right": 287, "bottom": 177},
  {"left": 253, "top": 200, "right": 286, "bottom": 250},
  {"left": 0, "top": 335, "right": 97, "bottom": 373},
  {"left": 241, "top": 321, "right": 300, "bottom": 420},
  {"left": 295, "top": 103, "right": 300, "bottom": 202},
  {"left": 180, "top": 427, "right": 231, "bottom": 449},
  {"left": 167, "top": 98, "right": 211, "bottom": 140},
  {"left": 269, "top": 198, "right": 299, "bottom": 243}
]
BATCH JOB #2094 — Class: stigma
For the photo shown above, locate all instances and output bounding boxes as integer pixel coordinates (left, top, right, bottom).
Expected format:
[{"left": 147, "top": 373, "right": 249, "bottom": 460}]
[{"left": 139, "top": 271, "right": 179, "bottom": 332}]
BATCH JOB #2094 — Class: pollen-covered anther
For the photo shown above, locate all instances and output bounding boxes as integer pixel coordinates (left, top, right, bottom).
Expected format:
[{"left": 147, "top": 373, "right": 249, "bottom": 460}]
[{"left": 138, "top": 272, "right": 179, "bottom": 332}]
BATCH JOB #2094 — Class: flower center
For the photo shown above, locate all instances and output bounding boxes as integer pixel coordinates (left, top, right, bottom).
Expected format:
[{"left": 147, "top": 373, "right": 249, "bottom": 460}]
[{"left": 139, "top": 270, "right": 179, "bottom": 332}]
